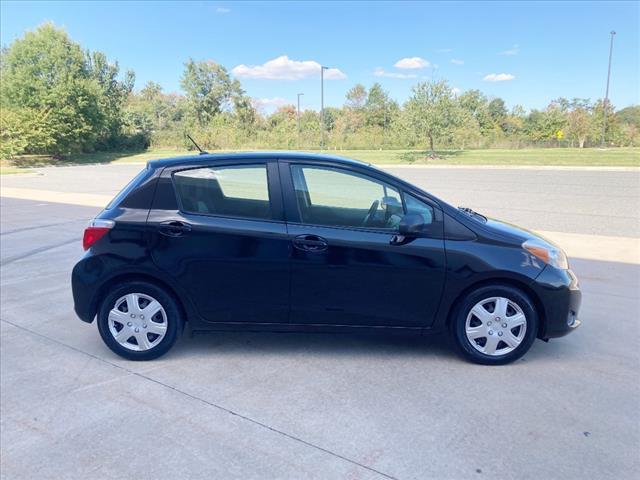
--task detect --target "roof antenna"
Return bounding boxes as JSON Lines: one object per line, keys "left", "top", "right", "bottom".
{"left": 186, "top": 134, "right": 208, "bottom": 155}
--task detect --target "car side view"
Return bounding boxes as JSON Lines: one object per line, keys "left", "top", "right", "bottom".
{"left": 72, "top": 152, "right": 581, "bottom": 365}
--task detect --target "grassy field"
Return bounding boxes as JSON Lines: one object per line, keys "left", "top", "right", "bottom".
{"left": 2, "top": 147, "right": 639, "bottom": 173}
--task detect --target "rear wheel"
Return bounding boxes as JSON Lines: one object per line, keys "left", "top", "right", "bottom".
{"left": 97, "top": 281, "right": 182, "bottom": 360}
{"left": 451, "top": 285, "right": 538, "bottom": 365}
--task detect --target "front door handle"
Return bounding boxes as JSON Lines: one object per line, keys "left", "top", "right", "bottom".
{"left": 158, "top": 220, "right": 192, "bottom": 237}
{"left": 293, "top": 234, "right": 328, "bottom": 252}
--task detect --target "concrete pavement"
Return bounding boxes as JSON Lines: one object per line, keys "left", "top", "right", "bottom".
{"left": 1, "top": 165, "right": 639, "bottom": 479}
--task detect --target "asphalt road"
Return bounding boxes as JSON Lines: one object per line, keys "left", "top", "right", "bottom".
{"left": 1, "top": 164, "right": 639, "bottom": 479}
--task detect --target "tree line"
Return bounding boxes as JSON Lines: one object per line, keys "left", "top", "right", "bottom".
{"left": 1, "top": 24, "right": 638, "bottom": 159}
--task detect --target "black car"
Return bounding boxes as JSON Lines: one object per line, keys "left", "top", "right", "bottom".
{"left": 72, "top": 152, "right": 581, "bottom": 364}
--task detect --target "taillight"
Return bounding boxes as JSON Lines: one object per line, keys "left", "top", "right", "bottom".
{"left": 83, "top": 219, "right": 115, "bottom": 250}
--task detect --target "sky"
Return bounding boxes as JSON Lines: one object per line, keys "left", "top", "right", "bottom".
{"left": 1, "top": 1, "right": 638, "bottom": 113}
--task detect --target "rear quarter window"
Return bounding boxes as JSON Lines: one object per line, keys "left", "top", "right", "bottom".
{"left": 106, "top": 166, "right": 154, "bottom": 210}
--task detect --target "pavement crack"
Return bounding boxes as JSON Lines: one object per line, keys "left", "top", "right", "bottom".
{"left": 0, "top": 220, "right": 82, "bottom": 236}
{"left": 1, "top": 237, "right": 79, "bottom": 266}
{"left": 0, "top": 318, "right": 398, "bottom": 480}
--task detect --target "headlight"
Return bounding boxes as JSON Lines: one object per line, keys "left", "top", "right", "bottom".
{"left": 522, "top": 239, "right": 569, "bottom": 269}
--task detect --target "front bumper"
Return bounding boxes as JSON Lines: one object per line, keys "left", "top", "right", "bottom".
{"left": 532, "top": 266, "right": 582, "bottom": 339}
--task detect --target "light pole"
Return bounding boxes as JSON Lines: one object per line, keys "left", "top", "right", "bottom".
{"left": 601, "top": 30, "right": 616, "bottom": 147}
{"left": 297, "top": 92, "right": 304, "bottom": 149}
{"left": 383, "top": 105, "right": 388, "bottom": 148}
{"left": 320, "top": 66, "right": 329, "bottom": 149}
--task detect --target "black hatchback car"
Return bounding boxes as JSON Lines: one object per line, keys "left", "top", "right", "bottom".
{"left": 72, "top": 152, "right": 581, "bottom": 364}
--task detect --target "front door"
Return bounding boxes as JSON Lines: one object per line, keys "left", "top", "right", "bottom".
{"left": 148, "top": 161, "right": 290, "bottom": 324}
{"left": 283, "top": 162, "right": 446, "bottom": 327}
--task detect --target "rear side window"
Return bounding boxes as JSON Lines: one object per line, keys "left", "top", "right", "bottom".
{"left": 106, "top": 166, "right": 153, "bottom": 210}
{"left": 174, "top": 165, "right": 271, "bottom": 220}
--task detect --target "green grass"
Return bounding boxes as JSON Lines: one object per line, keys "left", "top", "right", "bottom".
{"left": 333, "top": 148, "right": 640, "bottom": 166}
{"left": 2, "top": 147, "right": 639, "bottom": 168}
{"left": 0, "top": 167, "right": 34, "bottom": 175}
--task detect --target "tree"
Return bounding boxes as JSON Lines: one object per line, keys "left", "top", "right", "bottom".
{"left": 487, "top": 98, "right": 507, "bottom": 129}
{"left": 87, "top": 50, "right": 135, "bottom": 147}
{"left": 614, "top": 105, "right": 640, "bottom": 146}
{"left": 0, "top": 23, "right": 134, "bottom": 155}
{"left": 615, "top": 105, "right": 640, "bottom": 128}
{"left": 1, "top": 23, "right": 101, "bottom": 154}
{"left": 343, "top": 84, "right": 367, "bottom": 133}
{"left": 458, "top": 90, "right": 493, "bottom": 136}
{"left": 345, "top": 84, "right": 367, "bottom": 112}
{"left": 0, "top": 107, "right": 56, "bottom": 158}
{"left": 566, "top": 107, "right": 594, "bottom": 148}
{"left": 453, "top": 111, "right": 481, "bottom": 149}
{"left": 524, "top": 104, "right": 567, "bottom": 144}
{"left": 365, "top": 83, "right": 397, "bottom": 129}
{"left": 180, "top": 59, "right": 242, "bottom": 126}
{"left": 404, "top": 80, "right": 460, "bottom": 152}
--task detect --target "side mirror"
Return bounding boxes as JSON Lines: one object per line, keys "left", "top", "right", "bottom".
{"left": 398, "top": 213, "right": 425, "bottom": 237}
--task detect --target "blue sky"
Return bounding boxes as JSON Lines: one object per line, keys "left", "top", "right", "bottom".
{"left": 1, "top": 1, "right": 638, "bottom": 113}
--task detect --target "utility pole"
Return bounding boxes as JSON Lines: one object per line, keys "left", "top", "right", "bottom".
{"left": 601, "top": 31, "right": 616, "bottom": 147}
{"left": 297, "top": 93, "right": 304, "bottom": 149}
{"left": 383, "top": 106, "right": 388, "bottom": 148}
{"left": 320, "top": 66, "right": 329, "bottom": 149}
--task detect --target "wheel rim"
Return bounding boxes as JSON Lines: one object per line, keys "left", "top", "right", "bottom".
{"left": 465, "top": 296, "right": 527, "bottom": 356}
{"left": 108, "top": 293, "right": 167, "bottom": 352}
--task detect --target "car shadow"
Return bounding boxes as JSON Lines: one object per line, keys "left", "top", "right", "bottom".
{"left": 169, "top": 329, "right": 459, "bottom": 361}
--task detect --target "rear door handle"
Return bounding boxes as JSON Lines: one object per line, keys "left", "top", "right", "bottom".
{"left": 158, "top": 221, "right": 192, "bottom": 237}
{"left": 293, "top": 234, "right": 328, "bottom": 252}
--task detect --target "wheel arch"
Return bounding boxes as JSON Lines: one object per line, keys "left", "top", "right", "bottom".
{"left": 444, "top": 277, "right": 547, "bottom": 338}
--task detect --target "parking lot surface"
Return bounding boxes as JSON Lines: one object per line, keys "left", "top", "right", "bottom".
{"left": 1, "top": 164, "right": 639, "bottom": 479}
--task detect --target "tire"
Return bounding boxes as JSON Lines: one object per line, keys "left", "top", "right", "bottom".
{"left": 450, "top": 285, "right": 538, "bottom": 365}
{"left": 97, "top": 281, "right": 183, "bottom": 360}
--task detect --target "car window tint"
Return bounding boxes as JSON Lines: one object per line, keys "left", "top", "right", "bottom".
{"left": 291, "top": 165, "right": 402, "bottom": 229}
{"left": 106, "top": 166, "right": 152, "bottom": 210}
{"left": 174, "top": 165, "right": 271, "bottom": 220}
{"left": 405, "top": 194, "right": 434, "bottom": 225}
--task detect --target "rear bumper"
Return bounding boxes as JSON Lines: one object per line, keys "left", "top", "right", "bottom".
{"left": 533, "top": 266, "right": 582, "bottom": 339}
{"left": 72, "top": 256, "right": 98, "bottom": 323}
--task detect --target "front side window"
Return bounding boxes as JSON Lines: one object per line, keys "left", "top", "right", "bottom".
{"left": 405, "top": 194, "right": 434, "bottom": 225}
{"left": 174, "top": 164, "right": 271, "bottom": 220}
{"left": 291, "top": 165, "right": 403, "bottom": 229}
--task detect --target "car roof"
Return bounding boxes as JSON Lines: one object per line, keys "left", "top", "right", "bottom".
{"left": 147, "top": 151, "right": 371, "bottom": 169}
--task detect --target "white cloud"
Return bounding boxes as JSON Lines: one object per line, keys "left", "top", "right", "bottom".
{"left": 373, "top": 67, "right": 417, "bottom": 79}
{"left": 498, "top": 44, "right": 519, "bottom": 56}
{"left": 252, "top": 97, "right": 288, "bottom": 108}
{"left": 216, "top": 7, "right": 230, "bottom": 13}
{"left": 452, "top": 87, "right": 461, "bottom": 95}
{"left": 394, "top": 57, "right": 430, "bottom": 69}
{"left": 450, "top": 58, "right": 464, "bottom": 65}
{"left": 232, "top": 55, "right": 346, "bottom": 80}
{"left": 483, "top": 73, "right": 516, "bottom": 82}
{"left": 251, "top": 97, "right": 290, "bottom": 113}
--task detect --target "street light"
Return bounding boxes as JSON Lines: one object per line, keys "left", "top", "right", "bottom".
{"left": 601, "top": 30, "right": 616, "bottom": 147}
{"left": 297, "top": 92, "right": 304, "bottom": 149}
{"left": 320, "top": 66, "right": 329, "bottom": 149}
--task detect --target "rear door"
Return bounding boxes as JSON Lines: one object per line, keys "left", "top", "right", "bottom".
{"left": 280, "top": 160, "right": 446, "bottom": 328}
{"left": 147, "top": 159, "right": 290, "bottom": 324}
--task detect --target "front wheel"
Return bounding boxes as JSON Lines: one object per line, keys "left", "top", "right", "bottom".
{"left": 97, "top": 281, "right": 183, "bottom": 360}
{"left": 451, "top": 285, "right": 539, "bottom": 365}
